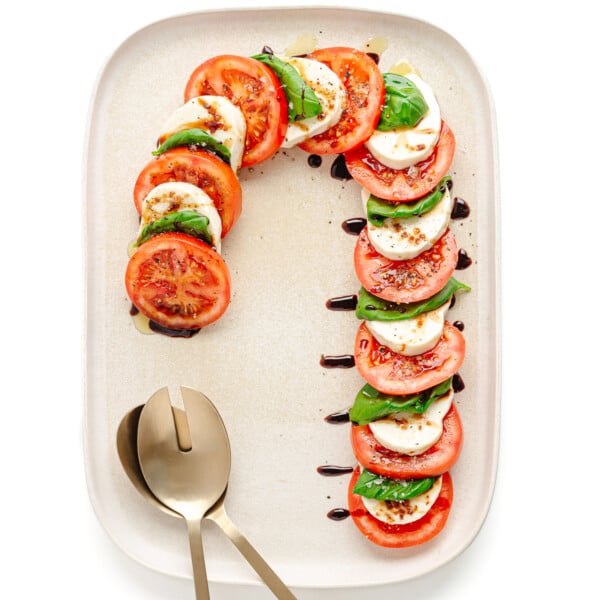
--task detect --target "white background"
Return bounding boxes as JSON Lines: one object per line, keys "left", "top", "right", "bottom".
{"left": 2, "top": 0, "right": 598, "bottom": 598}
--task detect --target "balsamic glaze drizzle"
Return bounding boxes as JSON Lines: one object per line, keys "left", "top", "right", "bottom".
{"left": 317, "top": 465, "right": 354, "bottom": 476}
{"left": 326, "top": 295, "right": 358, "bottom": 311}
{"left": 452, "top": 373, "right": 466, "bottom": 392}
{"left": 456, "top": 249, "right": 473, "bottom": 270}
{"left": 324, "top": 409, "right": 350, "bottom": 424}
{"left": 341, "top": 218, "right": 367, "bottom": 235}
{"left": 320, "top": 355, "right": 355, "bottom": 368}
{"left": 330, "top": 155, "right": 352, "bottom": 180}
{"left": 307, "top": 154, "right": 322, "bottom": 168}
{"left": 451, "top": 197, "right": 471, "bottom": 219}
{"left": 327, "top": 508, "right": 350, "bottom": 521}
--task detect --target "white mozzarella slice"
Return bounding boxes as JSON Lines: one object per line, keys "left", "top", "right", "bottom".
{"left": 361, "top": 184, "right": 452, "bottom": 260}
{"left": 138, "top": 181, "right": 222, "bottom": 253}
{"left": 362, "top": 475, "right": 443, "bottom": 525}
{"left": 278, "top": 56, "right": 346, "bottom": 148}
{"left": 365, "top": 73, "right": 441, "bottom": 170}
{"left": 368, "top": 389, "right": 454, "bottom": 455}
{"left": 365, "top": 302, "right": 450, "bottom": 356}
{"left": 158, "top": 96, "right": 246, "bottom": 172}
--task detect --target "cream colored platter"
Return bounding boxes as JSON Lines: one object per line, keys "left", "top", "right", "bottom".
{"left": 83, "top": 6, "right": 500, "bottom": 590}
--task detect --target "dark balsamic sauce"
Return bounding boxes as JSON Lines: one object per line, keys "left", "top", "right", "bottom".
{"left": 130, "top": 304, "right": 199, "bottom": 338}
{"left": 451, "top": 197, "right": 471, "bottom": 219}
{"left": 317, "top": 465, "right": 354, "bottom": 476}
{"left": 307, "top": 154, "right": 322, "bottom": 168}
{"left": 452, "top": 320, "right": 465, "bottom": 331}
{"left": 324, "top": 409, "right": 350, "bottom": 424}
{"left": 456, "top": 249, "right": 473, "bottom": 270}
{"left": 452, "top": 373, "right": 466, "bottom": 392}
{"left": 326, "top": 295, "right": 358, "bottom": 311}
{"left": 342, "top": 218, "right": 367, "bottom": 235}
{"left": 149, "top": 321, "right": 201, "bottom": 338}
{"left": 320, "top": 355, "right": 355, "bottom": 368}
{"left": 366, "top": 52, "right": 380, "bottom": 64}
{"left": 327, "top": 508, "right": 350, "bottom": 521}
{"left": 330, "top": 155, "right": 352, "bottom": 180}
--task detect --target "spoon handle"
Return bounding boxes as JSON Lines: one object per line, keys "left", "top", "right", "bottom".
{"left": 186, "top": 518, "right": 211, "bottom": 599}
{"left": 208, "top": 505, "right": 297, "bottom": 600}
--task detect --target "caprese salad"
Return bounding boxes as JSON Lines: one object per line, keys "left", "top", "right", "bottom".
{"left": 123, "top": 42, "right": 470, "bottom": 549}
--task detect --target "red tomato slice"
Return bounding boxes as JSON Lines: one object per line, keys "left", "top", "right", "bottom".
{"left": 345, "top": 121, "right": 456, "bottom": 201}
{"left": 133, "top": 148, "right": 242, "bottom": 238}
{"left": 298, "top": 47, "right": 384, "bottom": 155}
{"left": 350, "top": 404, "right": 463, "bottom": 479}
{"left": 125, "top": 233, "right": 230, "bottom": 330}
{"left": 354, "top": 321, "right": 466, "bottom": 395}
{"left": 354, "top": 227, "right": 458, "bottom": 304}
{"left": 348, "top": 468, "right": 453, "bottom": 548}
{"left": 184, "top": 55, "right": 288, "bottom": 167}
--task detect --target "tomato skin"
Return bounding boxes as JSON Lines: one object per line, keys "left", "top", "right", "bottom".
{"left": 184, "top": 55, "right": 288, "bottom": 167}
{"left": 348, "top": 468, "right": 453, "bottom": 548}
{"left": 133, "top": 148, "right": 242, "bottom": 238}
{"left": 298, "top": 47, "right": 385, "bottom": 155}
{"left": 125, "top": 232, "right": 230, "bottom": 330}
{"left": 354, "top": 321, "right": 465, "bottom": 395}
{"left": 345, "top": 121, "right": 456, "bottom": 202}
{"left": 354, "top": 227, "right": 458, "bottom": 304}
{"left": 350, "top": 404, "right": 463, "bottom": 479}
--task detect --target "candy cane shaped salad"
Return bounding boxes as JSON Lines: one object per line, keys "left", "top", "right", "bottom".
{"left": 123, "top": 41, "right": 473, "bottom": 548}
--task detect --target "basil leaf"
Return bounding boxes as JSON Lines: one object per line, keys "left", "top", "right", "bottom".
{"left": 252, "top": 53, "right": 322, "bottom": 122}
{"left": 152, "top": 128, "right": 231, "bottom": 164}
{"left": 356, "top": 277, "right": 470, "bottom": 322}
{"left": 367, "top": 177, "right": 452, "bottom": 226}
{"left": 353, "top": 469, "right": 436, "bottom": 501}
{"left": 377, "top": 73, "right": 429, "bottom": 131}
{"left": 349, "top": 378, "right": 452, "bottom": 425}
{"left": 135, "top": 210, "right": 212, "bottom": 247}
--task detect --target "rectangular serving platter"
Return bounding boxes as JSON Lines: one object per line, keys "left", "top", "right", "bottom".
{"left": 83, "top": 6, "right": 500, "bottom": 590}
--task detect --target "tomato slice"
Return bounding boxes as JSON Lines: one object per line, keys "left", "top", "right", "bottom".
{"left": 184, "top": 55, "right": 288, "bottom": 167}
{"left": 354, "top": 227, "right": 458, "bottom": 304}
{"left": 350, "top": 404, "right": 463, "bottom": 479}
{"left": 348, "top": 468, "right": 453, "bottom": 548}
{"left": 125, "top": 233, "right": 230, "bottom": 330}
{"left": 298, "top": 47, "right": 385, "bottom": 155}
{"left": 354, "top": 321, "right": 465, "bottom": 395}
{"left": 133, "top": 148, "right": 242, "bottom": 238}
{"left": 345, "top": 122, "right": 456, "bottom": 202}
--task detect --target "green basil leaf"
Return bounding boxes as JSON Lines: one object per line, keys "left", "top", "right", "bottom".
{"left": 353, "top": 469, "right": 437, "bottom": 501}
{"left": 152, "top": 128, "right": 231, "bottom": 164}
{"left": 367, "top": 177, "right": 452, "bottom": 226}
{"left": 356, "top": 277, "right": 470, "bottom": 322}
{"left": 135, "top": 210, "right": 212, "bottom": 247}
{"left": 252, "top": 53, "right": 322, "bottom": 122}
{"left": 377, "top": 73, "right": 429, "bottom": 131}
{"left": 349, "top": 378, "right": 452, "bottom": 425}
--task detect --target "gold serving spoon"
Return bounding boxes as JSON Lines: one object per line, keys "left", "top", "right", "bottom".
{"left": 117, "top": 387, "right": 296, "bottom": 599}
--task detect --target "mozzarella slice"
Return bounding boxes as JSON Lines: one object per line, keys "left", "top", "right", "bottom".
{"left": 368, "top": 389, "right": 454, "bottom": 455}
{"left": 362, "top": 474, "right": 443, "bottom": 525}
{"left": 365, "top": 302, "right": 450, "bottom": 356}
{"left": 278, "top": 56, "right": 346, "bottom": 148}
{"left": 361, "top": 184, "right": 452, "bottom": 260}
{"left": 366, "top": 73, "right": 441, "bottom": 170}
{"left": 138, "top": 181, "right": 222, "bottom": 253}
{"left": 158, "top": 96, "right": 246, "bottom": 172}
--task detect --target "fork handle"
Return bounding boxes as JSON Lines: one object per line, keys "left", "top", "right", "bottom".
{"left": 208, "top": 505, "right": 297, "bottom": 600}
{"left": 186, "top": 518, "right": 211, "bottom": 599}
